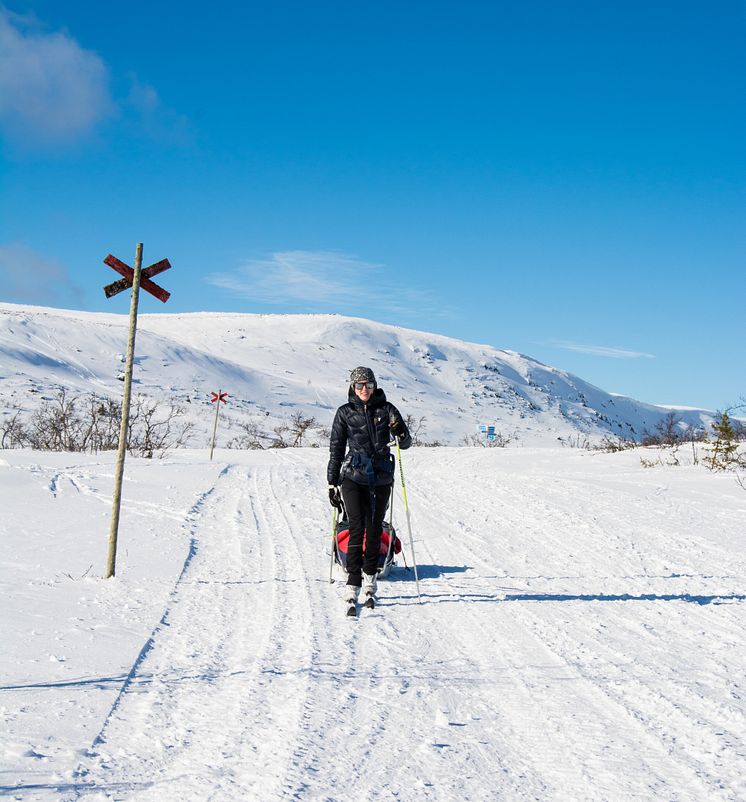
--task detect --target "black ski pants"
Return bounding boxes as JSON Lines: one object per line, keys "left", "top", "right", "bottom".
{"left": 341, "top": 478, "right": 391, "bottom": 586}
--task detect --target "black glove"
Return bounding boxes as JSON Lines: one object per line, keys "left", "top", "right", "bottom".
{"left": 328, "top": 485, "right": 342, "bottom": 509}
{"left": 390, "top": 418, "right": 404, "bottom": 438}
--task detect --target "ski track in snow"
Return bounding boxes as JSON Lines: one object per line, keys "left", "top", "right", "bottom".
{"left": 405, "top": 453, "right": 746, "bottom": 801}
{"left": 2, "top": 448, "right": 745, "bottom": 801}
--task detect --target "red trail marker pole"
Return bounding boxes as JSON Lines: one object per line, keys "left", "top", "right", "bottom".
{"left": 209, "top": 390, "right": 228, "bottom": 460}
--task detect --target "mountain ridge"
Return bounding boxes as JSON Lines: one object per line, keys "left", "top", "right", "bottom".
{"left": 0, "top": 302, "right": 713, "bottom": 447}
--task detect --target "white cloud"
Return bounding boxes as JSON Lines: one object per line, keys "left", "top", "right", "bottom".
{"left": 124, "top": 73, "right": 193, "bottom": 146}
{"left": 552, "top": 340, "right": 655, "bottom": 359}
{"left": 207, "top": 250, "right": 443, "bottom": 317}
{"left": 0, "top": 11, "right": 191, "bottom": 151}
{"left": 208, "top": 250, "right": 382, "bottom": 305}
{"left": 0, "top": 242, "right": 84, "bottom": 304}
{"left": 0, "top": 8, "right": 114, "bottom": 144}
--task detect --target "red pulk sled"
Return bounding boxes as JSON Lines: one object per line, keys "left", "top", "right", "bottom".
{"left": 332, "top": 503, "right": 401, "bottom": 580}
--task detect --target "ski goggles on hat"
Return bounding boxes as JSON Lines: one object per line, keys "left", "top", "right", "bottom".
{"left": 353, "top": 381, "right": 376, "bottom": 390}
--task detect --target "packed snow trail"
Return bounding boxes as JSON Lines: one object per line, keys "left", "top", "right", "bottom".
{"left": 2, "top": 447, "right": 745, "bottom": 801}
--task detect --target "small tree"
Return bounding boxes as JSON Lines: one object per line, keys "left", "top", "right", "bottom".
{"left": 404, "top": 414, "right": 427, "bottom": 446}
{"left": 0, "top": 410, "right": 26, "bottom": 449}
{"left": 642, "top": 411, "right": 683, "bottom": 447}
{"left": 84, "top": 395, "right": 121, "bottom": 452}
{"left": 288, "top": 410, "right": 317, "bottom": 447}
{"left": 656, "top": 411, "right": 684, "bottom": 446}
{"left": 595, "top": 435, "right": 637, "bottom": 453}
{"left": 269, "top": 422, "right": 291, "bottom": 448}
{"left": 127, "top": 396, "right": 195, "bottom": 458}
{"left": 703, "top": 411, "right": 740, "bottom": 471}
{"left": 25, "top": 389, "right": 84, "bottom": 451}
{"left": 227, "top": 421, "right": 268, "bottom": 450}
{"left": 734, "top": 419, "right": 746, "bottom": 441}
{"left": 685, "top": 423, "right": 707, "bottom": 466}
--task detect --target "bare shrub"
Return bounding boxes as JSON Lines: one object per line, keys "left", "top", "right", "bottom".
{"left": 460, "top": 431, "right": 512, "bottom": 448}
{"left": 1, "top": 389, "right": 193, "bottom": 457}
{"left": 732, "top": 398, "right": 746, "bottom": 442}
{"left": 594, "top": 435, "right": 637, "bottom": 453}
{"left": 127, "top": 396, "right": 195, "bottom": 458}
{"left": 288, "top": 410, "right": 317, "bottom": 447}
{"left": 227, "top": 421, "right": 268, "bottom": 450}
{"left": 642, "top": 411, "right": 697, "bottom": 447}
{"left": 84, "top": 395, "right": 121, "bottom": 452}
{"left": 0, "top": 410, "right": 27, "bottom": 449}
{"left": 24, "top": 389, "right": 84, "bottom": 451}
{"left": 559, "top": 433, "right": 591, "bottom": 449}
{"left": 733, "top": 419, "right": 746, "bottom": 441}
{"left": 488, "top": 431, "right": 512, "bottom": 447}
{"left": 405, "top": 414, "right": 427, "bottom": 446}
{"left": 269, "top": 422, "right": 290, "bottom": 449}
{"left": 227, "top": 412, "right": 321, "bottom": 449}
{"left": 658, "top": 411, "right": 684, "bottom": 445}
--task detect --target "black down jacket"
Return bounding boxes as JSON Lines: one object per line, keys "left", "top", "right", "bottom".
{"left": 327, "top": 387, "right": 411, "bottom": 487}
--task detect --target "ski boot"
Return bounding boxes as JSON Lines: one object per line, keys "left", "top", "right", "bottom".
{"left": 362, "top": 572, "right": 378, "bottom": 609}
{"left": 344, "top": 584, "right": 360, "bottom": 617}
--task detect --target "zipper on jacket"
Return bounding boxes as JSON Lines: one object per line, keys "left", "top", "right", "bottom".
{"left": 364, "top": 403, "right": 378, "bottom": 455}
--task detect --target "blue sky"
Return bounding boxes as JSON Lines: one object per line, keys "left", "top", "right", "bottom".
{"left": 1, "top": 1, "right": 744, "bottom": 411}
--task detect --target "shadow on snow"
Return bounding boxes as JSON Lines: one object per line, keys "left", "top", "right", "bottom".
{"left": 0, "top": 780, "right": 154, "bottom": 796}
{"left": 386, "top": 564, "right": 471, "bottom": 581}
{"left": 386, "top": 589, "right": 746, "bottom": 605}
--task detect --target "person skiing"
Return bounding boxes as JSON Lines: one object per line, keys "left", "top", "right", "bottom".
{"left": 327, "top": 366, "right": 411, "bottom": 614}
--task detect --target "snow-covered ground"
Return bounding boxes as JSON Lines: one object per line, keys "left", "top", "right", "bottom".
{"left": 2, "top": 445, "right": 745, "bottom": 801}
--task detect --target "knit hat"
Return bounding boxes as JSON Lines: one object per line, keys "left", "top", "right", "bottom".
{"left": 350, "top": 366, "right": 376, "bottom": 386}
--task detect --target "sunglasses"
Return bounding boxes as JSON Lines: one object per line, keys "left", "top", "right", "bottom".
{"left": 353, "top": 381, "right": 376, "bottom": 391}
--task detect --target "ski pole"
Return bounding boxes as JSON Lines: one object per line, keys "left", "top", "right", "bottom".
{"left": 387, "top": 466, "right": 409, "bottom": 570}
{"left": 329, "top": 504, "right": 338, "bottom": 584}
{"left": 395, "top": 436, "right": 421, "bottom": 603}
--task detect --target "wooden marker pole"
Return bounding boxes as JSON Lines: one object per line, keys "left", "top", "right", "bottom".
{"left": 210, "top": 390, "right": 222, "bottom": 460}
{"left": 101, "top": 245, "right": 171, "bottom": 578}
{"left": 105, "top": 243, "right": 143, "bottom": 578}
{"left": 209, "top": 390, "right": 228, "bottom": 460}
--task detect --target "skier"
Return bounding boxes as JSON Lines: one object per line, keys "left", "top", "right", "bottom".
{"left": 327, "top": 366, "right": 411, "bottom": 614}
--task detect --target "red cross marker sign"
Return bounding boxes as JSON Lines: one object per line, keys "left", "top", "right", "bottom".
{"left": 103, "top": 254, "right": 171, "bottom": 303}
{"left": 211, "top": 391, "right": 228, "bottom": 403}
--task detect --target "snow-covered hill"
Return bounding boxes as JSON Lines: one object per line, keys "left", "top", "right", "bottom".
{"left": 0, "top": 302, "right": 712, "bottom": 447}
